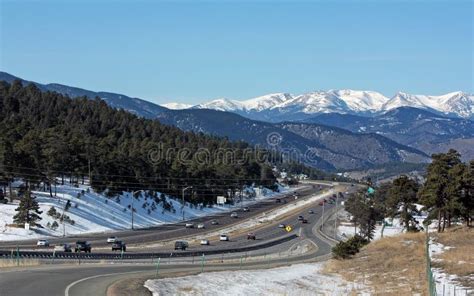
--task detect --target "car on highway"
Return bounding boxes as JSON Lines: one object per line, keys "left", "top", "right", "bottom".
{"left": 243, "top": 207, "right": 250, "bottom": 212}
{"left": 107, "top": 236, "right": 118, "bottom": 243}
{"left": 200, "top": 239, "right": 210, "bottom": 245}
{"left": 174, "top": 240, "right": 189, "bottom": 250}
{"left": 197, "top": 223, "right": 205, "bottom": 229}
{"left": 319, "top": 201, "right": 324, "bottom": 206}
{"left": 230, "top": 212, "right": 238, "bottom": 218}
{"left": 302, "top": 219, "right": 308, "bottom": 224}
{"left": 219, "top": 234, "right": 229, "bottom": 241}
{"left": 308, "top": 209, "right": 314, "bottom": 214}
{"left": 75, "top": 241, "right": 91, "bottom": 253}
{"left": 275, "top": 198, "right": 281, "bottom": 203}
{"left": 185, "top": 223, "right": 194, "bottom": 228}
{"left": 247, "top": 232, "right": 256, "bottom": 240}
{"left": 112, "top": 241, "right": 126, "bottom": 252}
{"left": 298, "top": 215, "right": 304, "bottom": 221}
{"left": 36, "top": 239, "right": 50, "bottom": 247}
{"left": 278, "top": 223, "right": 286, "bottom": 228}
{"left": 211, "top": 219, "right": 219, "bottom": 225}
{"left": 53, "top": 244, "right": 72, "bottom": 252}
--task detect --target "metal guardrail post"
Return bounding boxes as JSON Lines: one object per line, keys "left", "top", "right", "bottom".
{"left": 200, "top": 254, "right": 205, "bottom": 273}
{"left": 16, "top": 245, "right": 19, "bottom": 266}
{"left": 155, "top": 257, "right": 161, "bottom": 278}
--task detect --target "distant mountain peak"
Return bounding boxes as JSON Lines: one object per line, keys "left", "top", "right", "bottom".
{"left": 161, "top": 102, "right": 192, "bottom": 110}
{"left": 187, "top": 89, "right": 473, "bottom": 121}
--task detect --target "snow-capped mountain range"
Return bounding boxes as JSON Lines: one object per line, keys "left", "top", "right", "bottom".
{"left": 164, "top": 90, "right": 474, "bottom": 121}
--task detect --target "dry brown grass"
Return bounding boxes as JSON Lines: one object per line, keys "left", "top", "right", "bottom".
{"left": 432, "top": 226, "right": 474, "bottom": 289}
{"left": 0, "top": 258, "right": 40, "bottom": 268}
{"left": 324, "top": 232, "right": 428, "bottom": 295}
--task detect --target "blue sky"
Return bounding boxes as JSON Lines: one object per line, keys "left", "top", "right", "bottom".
{"left": 1, "top": 1, "right": 472, "bottom": 104}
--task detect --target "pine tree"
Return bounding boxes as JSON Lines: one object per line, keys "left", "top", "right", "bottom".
{"left": 387, "top": 175, "right": 419, "bottom": 231}
{"left": 459, "top": 161, "right": 474, "bottom": 226}
{"left": 418, "top": 149, "right": 462, "bottom": 232}
{"left": 13, "top": 191, "right": 43, "bottom": 225}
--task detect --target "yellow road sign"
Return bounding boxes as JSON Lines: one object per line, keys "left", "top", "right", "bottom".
{"left": 285, "top": 225, "right": 292, "bottom": 232}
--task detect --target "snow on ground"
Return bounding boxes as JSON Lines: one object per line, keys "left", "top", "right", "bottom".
{"left": 144, "top": 262, "right": 369, "bottom": 296}
{"left": 429, "top": 238, "right": 473, "bottom": 296}
{"left": 0, "top": 182, "right": 292, "bottom": 242}
{"left": 336, "top": 205, "right": 431, "bottom": 241}
{"left": 336, "top": 211, "right": 405, "bottom": 241}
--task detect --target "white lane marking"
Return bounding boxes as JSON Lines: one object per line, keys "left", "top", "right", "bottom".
{"left": 64, "top": 270, "right": 146, "bottom": 296}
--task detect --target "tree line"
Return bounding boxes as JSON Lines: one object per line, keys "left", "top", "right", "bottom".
{"left": 334, "top": 149, "right": 473, "bottom": 258}
{"left": 0, "top": 80, "right": 280, "bottom": 205}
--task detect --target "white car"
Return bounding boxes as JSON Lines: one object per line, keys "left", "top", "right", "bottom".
{"left": 230, "top": 212, "right": 238, "bottom": 218}
{"left": 37, "top": 239, "right": 50, "bottom": 247}
{"left": 54, "top": 244, "right": 72, "bottom": 252}
{"left": 219, "top": 234, "right": 229, "bottom": 241}
{"left": 185, "top": 223, "right": 194, "bottom": 228}
{"left": 197, "top": 223, "right": 205, "bottom": 229}
{"left": 107, "top": 236, "right": 118, "bottom": 243}
{"left": 200, "top": 239, "right": 210, "bottom": 245}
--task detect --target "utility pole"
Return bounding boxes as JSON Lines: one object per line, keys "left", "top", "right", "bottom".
{"left": 240, "top": 183, "right": 243, "bottom": 210}
{"left": 88, "top": 159, "right": 92, "bottom": 185}
{"left": 182, "top": 186, "right": 193, "bottom": 221}
{"left": 62, "top": 197, "right": 66, "bottom": 237}
{"left": 131, "top": 192, "right": 134, "bottom": 230}
{"left": 131, "top": 190, "right": 143, "bottom": 230}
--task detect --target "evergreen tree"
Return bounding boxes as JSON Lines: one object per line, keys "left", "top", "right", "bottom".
{"left": 345, "top": 190, "right": 381, "bottom": 241}
{"left": 418, "top": 149, "right": 463, "bottom": 232}
{"left": 13, "top": 191, "right": 43, "bottom": 225}
{"left": 387, "top": 175, "right": 419, "bottom": 231}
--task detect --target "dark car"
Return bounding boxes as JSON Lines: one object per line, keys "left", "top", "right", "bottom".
{"left": 247, "top": 232, "right": 256, "bottom": 240}
{"left": 302, "top": 219, "right": 308, "bottom": 224}
{"left": 275, "top": 198, "right": 281, "bottom": 203}
{"left": 298, "top": 215, "right": 304, "bottom": 221}
{"left": 174, "top": 240, "right": 189, "bottom": 250}
{"left": 75, "top": 241, "right": 91, "bottom": 253}
{"left": 112, "top": 241, "right": 126, "bottom": 252}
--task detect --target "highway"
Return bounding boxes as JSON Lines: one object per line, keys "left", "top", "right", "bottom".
{"left": 0, "top": 181, "right": 357, "bottom": 296}
{"left": 0, "top": 183, "right": 321, "bottom": 250}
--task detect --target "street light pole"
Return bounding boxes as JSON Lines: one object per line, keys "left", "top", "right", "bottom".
{"left": 182, "top": 186, "right": 193, "bottom": 221}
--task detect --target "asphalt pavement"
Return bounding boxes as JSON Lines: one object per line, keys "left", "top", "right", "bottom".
{"left": 0, "top": 181, "right": 358, "bottom": 296}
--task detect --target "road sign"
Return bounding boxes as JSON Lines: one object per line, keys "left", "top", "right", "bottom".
{"left": 285, "top": 225, "right": 292, "bottom": 232}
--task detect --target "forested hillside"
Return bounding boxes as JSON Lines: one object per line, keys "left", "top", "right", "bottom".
{"left": 0, "top": 81, "right": 277, "bottom": 204}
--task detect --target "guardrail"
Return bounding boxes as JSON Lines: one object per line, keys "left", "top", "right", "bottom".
{"left": 0, "top": 234, "right": 298, "bottom": 260}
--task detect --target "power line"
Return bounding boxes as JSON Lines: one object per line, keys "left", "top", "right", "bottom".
{"left": 0, "top": 164, "right": 275, "bottom": 181}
